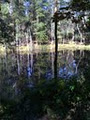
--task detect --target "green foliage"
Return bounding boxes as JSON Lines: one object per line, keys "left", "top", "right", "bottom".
{"left": 0, "top": 75, "right": 90, "bottom": 119}
{"left": 0, "top": 18, "right": 14, "bottom": 44}
{"left": 0, "top": 0, "right": 90, "bottom": 46}
{"left": 0, "top": 50, "right": 90, "bottom": 119}
{"left": 1, "top": 3, "right": 9, "bottom": 15}
{"left": 33, "top": 0, "right": 50, "bottom": 43}
{"left": 36, "top": 31, "right": 48, "bottom": 43}
{"left": 70, "top": 0, "right": 90, "bottom": 11}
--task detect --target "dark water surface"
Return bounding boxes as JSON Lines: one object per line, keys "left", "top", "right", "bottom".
{"left": 0, "top": 50, "right": 90, "bottom": 120}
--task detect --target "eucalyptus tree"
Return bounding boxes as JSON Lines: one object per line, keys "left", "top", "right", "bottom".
{"left": 0, "top": 1, "right": 14, "bottom": 45}
{"left": 57, "top": 0, "right": 90, "bottom": 44}
{"left": 69, "top": 0, "right": 90, "bottom": 43}
{"left": 33, "top": 0, "right": 50, "bottom": 44}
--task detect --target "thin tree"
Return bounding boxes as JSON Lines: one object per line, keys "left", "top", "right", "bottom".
{"left": 54, "top": 0, "right": 58, "bottom": 79}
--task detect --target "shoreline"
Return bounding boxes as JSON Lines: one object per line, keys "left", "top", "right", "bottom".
{"left": 0, "top": 43, "right": 90, "bottom": 54}
{"left": 17, "top": 43, "right": 90, "bottom": 52}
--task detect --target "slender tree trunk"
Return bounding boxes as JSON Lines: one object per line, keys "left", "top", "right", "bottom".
{"left": 72, "top": 24, "right": 75, "bottom": 42}
{"left": 50, "top": 0, "right": 55, "bottom": 43}
{"left": 30, "top": 52, "right": 33, "bottom": 70}
{"left": 54, "top": 0, "right": 58, "bottom": 79}
{"left": 62, "top": 37, "right": 64, "bottom": 44}
{"left": 27, "top": 53, "right": 30, "bottom": 78}
{"left": 51, "top": 52, "right": 54, "bottom": 78}
{"left": 16, "top": 23, "right": 18, "bottom": 47}
{"left": 16, "top": 23, "right": 20, "bottom": 53}
{"left": 29, "top": 28, "right": 33, "bottom": 51}
{"left": 17, "top": 54, "right": 20, "bottom": 75}
{"left": 77, "top": 24, "right": 83, "bottom": 44}
{"left": 26, "top": 29, "right": 29, "bottom": 50}
{"left": 4, "top": 43, "right": 8, "bottom": 74}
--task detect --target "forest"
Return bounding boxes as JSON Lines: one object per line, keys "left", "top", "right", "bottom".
{"left": 0, "top": 0, "right": 90, "bottom": 47}
{"left": 0, "top": 0, "right": 90, "bottom": 120}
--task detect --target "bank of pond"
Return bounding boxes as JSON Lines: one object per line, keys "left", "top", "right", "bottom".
{"left": 1, "top": 43, "right": 90, "bottom": 54}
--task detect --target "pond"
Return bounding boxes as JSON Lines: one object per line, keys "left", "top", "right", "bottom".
{"left": 0, "top": 50, "right": 90, "bottom": 120}
{"left": 0, "top": 50, "right": 89, "bottom": 80}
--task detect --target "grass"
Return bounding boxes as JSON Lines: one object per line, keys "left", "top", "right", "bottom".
{"left": 0, "top": 43, "right": 90, "bottom": 54}
{"left": 17, "top": 43, "right": 90, "bottom": 52}
{"left": 0, "top": 45, "right": 6, "bottom": 55}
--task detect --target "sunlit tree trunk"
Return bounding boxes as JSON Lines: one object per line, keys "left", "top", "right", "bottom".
{"left": 17, "top": 51, "right": 20, "bottom": 75}
{"left": 28, "top": 28, "right": 33, "bottom": 51}
{"left": 16, "top": 23, "right": 19, "bottom": 48}
{"left": 16, "top": 23, "right": 21, "bottom": 76}
{"left": 30, "top": 52, "right": 33, "bottom": 70}
{"left": 25, "top": 29, "right": 29, "bottom": 50}
{"left": 77, "top": 24, "right": 83, "bottom": 44}
{"left": 71, "top": 23, "right": 75, "bottom": 42}
{"left": 72, "top": 32, "right": 75, "bottom": 42}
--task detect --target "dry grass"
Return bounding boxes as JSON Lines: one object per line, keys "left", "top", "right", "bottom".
{"left": 18, "top": 43, "right": 90, "bottom": 52}
{"left": 0, "top": 43, "right": 90, "bottom": 55}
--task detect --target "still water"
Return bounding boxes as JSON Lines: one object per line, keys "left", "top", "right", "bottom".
{"left": 0, "top": 50, "right": 88, "bottom": 80}
{"left": 0, "top": 50, "right": 90, "bottom": 120}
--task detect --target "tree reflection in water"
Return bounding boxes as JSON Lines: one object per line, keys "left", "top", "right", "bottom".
{"left": 0, "top": 50, "right": 90, "bottom": 119}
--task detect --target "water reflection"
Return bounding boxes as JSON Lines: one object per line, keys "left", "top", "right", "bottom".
{"left": 0, "top": 50, "right": 87, "bottom": 81}
{"left": 0, "top": 50, "right": 88, "bottom": 93}
{"left": 59, "top": 59, "right": 77, "bottom": 79}
{"left": 0, "top": 50, "right": 90, "bottom": 119}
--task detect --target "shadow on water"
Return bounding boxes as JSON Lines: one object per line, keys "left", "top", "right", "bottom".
{"left": 0, "top": 50, "right": 90, "bottom": 120}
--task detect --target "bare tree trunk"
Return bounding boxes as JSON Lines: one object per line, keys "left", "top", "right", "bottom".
{"left": 16, "top": 23, "right": 21, "bottom": 53}
{"left": 77, "top": 24, "right": 83, "bottom": 44}
{"left": 30, "top": 52, "right": 33, "bottom": 70}
{"left": 51, "top": 52, "right": 54, "bottom": 78}
{"left": 54, "top": 0, "right": 58, "bottom": 79}
{"left": 50, "top": 0, "right": 55, "bottom": 43}
{"left": 4, "top": 43, "right": 8, "bottom": 74}
{"left": 16, "top": 23, "right": 18, "bottom": 47}
{"left": 25, "top": 29, "right": 29, "bottom": 51}
{"left": 17, "top": 49, "right": 20, "bottom": 75}
{"left": 28, "top": 28, "right": 33, "bottom": 51}
{"left": 27, "top": 53, "right": 30, "bottom": 78}
{"left": 16, "top": 22, "right": 21, "bottom": 71}
{"left": 62, "top": 37, "right": 64, "bottom": 44}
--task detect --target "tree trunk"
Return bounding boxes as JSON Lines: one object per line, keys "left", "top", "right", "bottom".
{"left": 54, "top": 0, "right": 58, "bottom": 79}
{"left": 50, "top": 0, "right": 55, "bottom": 42}
{"left": 29, "top": 28, "right": 33, "bottom": 51}
{"left": 17, "top": 52, "right": 20, "bottom": 75}
{"left": 77, "top": 24, "right": 83, "bottom": 44}
{"left": 51, "top": 52, "right": 54, "bottom": 78}
{"left": 26, "top": 29, "right": 29, "bottom": 50}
